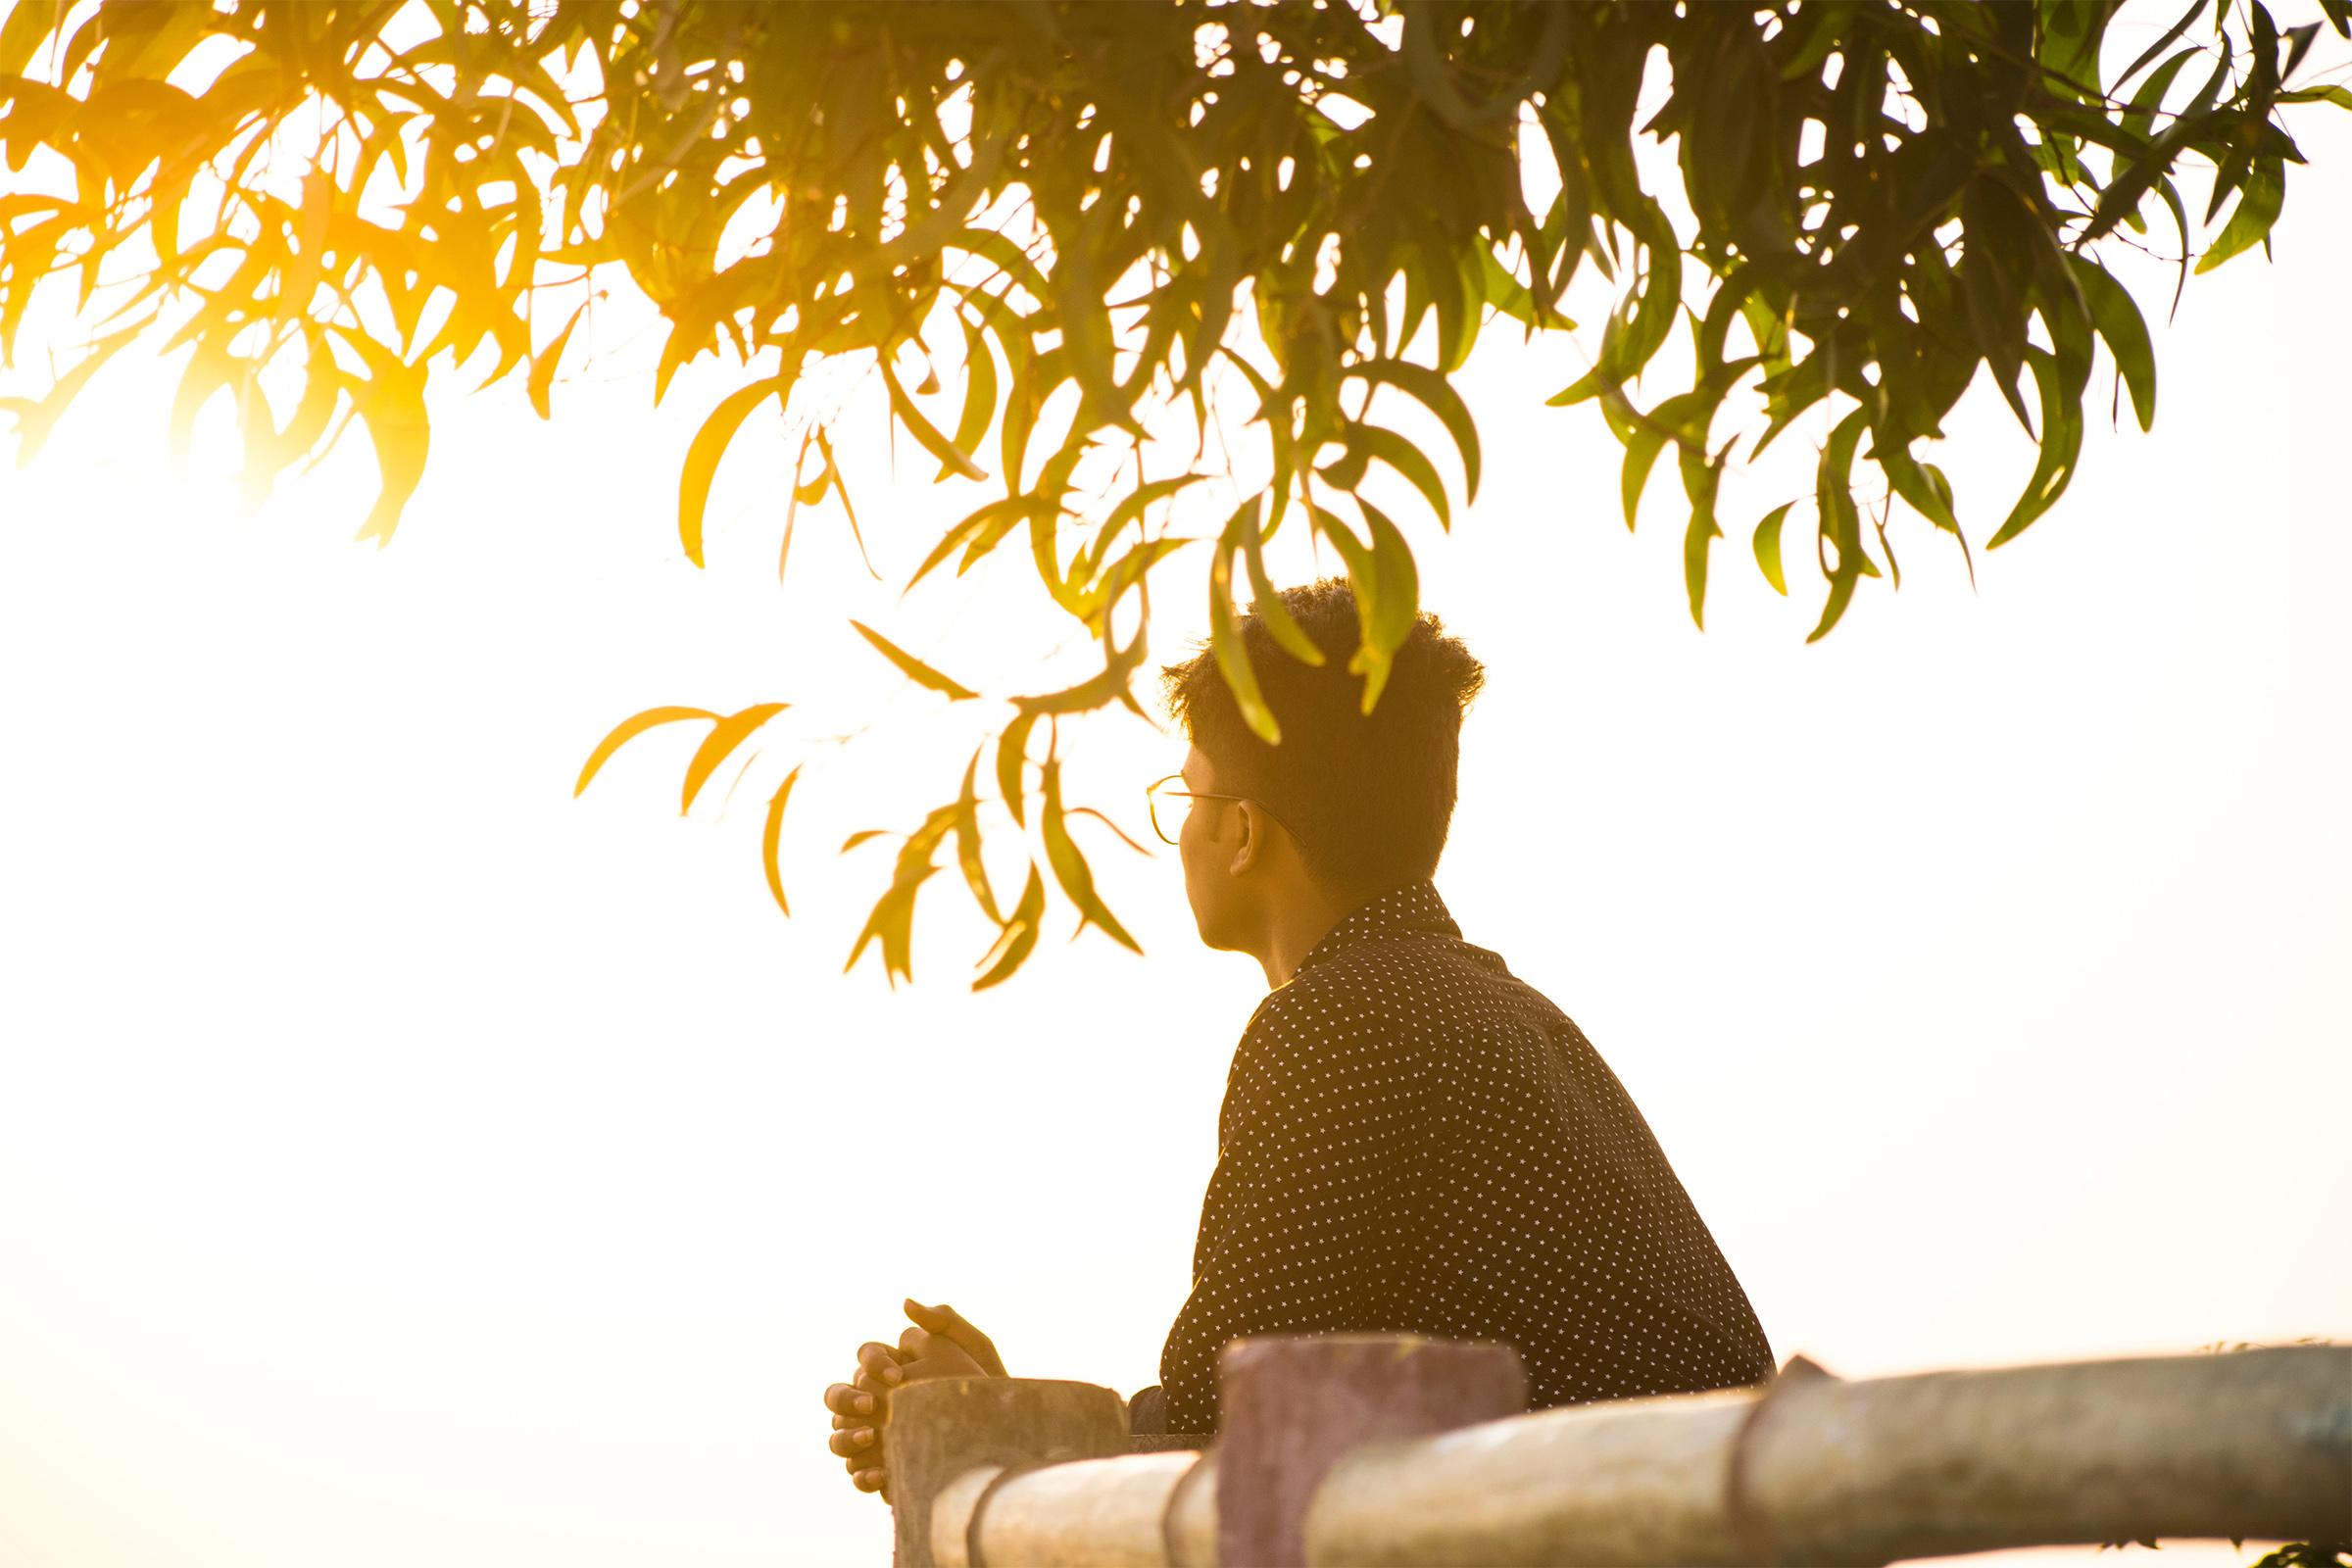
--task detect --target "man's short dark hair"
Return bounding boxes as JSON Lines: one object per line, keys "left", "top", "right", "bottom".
{"left": 1161, "top": 577, "right": 1485, "bottom": 906}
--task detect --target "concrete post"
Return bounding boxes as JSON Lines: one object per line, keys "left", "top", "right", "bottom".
{"left": 883, "top": 1376, "right": 1129, "bottom": 1568}
{"left": 1217, "top": 1335, "right": 1528, "bottom": 1568}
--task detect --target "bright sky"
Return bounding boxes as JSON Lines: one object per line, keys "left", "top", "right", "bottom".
{"left": 2, "top": 29, "right": 2347, "bottom": 1568}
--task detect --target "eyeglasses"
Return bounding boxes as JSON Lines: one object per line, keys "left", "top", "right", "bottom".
{"left": 1145, "top": 774, "right": 1304, "bottom": 848}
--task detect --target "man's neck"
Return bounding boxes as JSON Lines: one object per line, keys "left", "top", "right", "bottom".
{"left": 1252, "top": 882, "right": 1348, "bottom": 989}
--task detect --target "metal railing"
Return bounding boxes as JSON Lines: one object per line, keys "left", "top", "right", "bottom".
{"left": 883, "top": 1337, "right": 2350, "bottom": 1568}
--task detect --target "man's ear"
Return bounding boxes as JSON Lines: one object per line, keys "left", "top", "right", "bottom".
{"left": 1226, "top": 800, "right": 1268, "bottom": 877}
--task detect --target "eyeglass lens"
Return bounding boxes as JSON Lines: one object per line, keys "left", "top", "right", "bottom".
{"left": 1147, "top": 776, "right": 1184, "bottom": 846}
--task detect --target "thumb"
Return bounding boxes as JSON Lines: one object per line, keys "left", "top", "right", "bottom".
{"left": 904, "top": 1299, "right": 1005, "bottom": 1376}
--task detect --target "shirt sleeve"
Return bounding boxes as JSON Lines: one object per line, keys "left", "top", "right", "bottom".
{"left": 1156, "top": 975, "right": 1423, "bottom": 1433}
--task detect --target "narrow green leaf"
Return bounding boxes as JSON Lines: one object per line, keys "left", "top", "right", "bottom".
{"left": 1430, "top": 233, "right": 1478, "bottom": 372}
{"left": 1874, "top": 428, "right": 1964, "bottom": 535}
{"left": 2122, "top": 47, "right": 2198, "bottom": 140}
{"left": 1478, "top": 247, "right": 1538, "bottom": 330}
{"left": 1074, "top": 473, "right": 1205, "bottom": 587}
{"left": 880, "top": 355, "right": 988, "bottom": 481}
{"left": 950, "top": 317, "right": 998, "bottom": 468}
{"left": 1312, "top": 504, "right": 1375, "bottom": 585}
{"left": 2113, "top": 0, "right": 2209, "bottom": 88}
{"left": 1548, "top": 295, "right": 1633, "bottom": 407}
{"left": 1680, "top": 450, "right": 1723, "bottom": 631}
{"left": 1210, "top": 500, "right": 1281, "bottom": 744}
{"left": 1349, "top": 500, "right": 1421, "bottom": 712}
{"left": 952, "top": 229, "right": 1054, "bottom": 306}
{"left": 2195, "top": 153, "right": 2285, "bottom": 272}
{"left": 1094, "top": 473, "right": 1205, "bottom": 544}
{"left": 1752, "top": 502, "right": 1794, "bottom": 595}
{"left": 1987, "top": 348, "right": 2085, "bottom": 548}
{"left": 1547, "top": 370, "right": 1604, "bottom": 408}
{"left": 1349, "top": 424, "right": 1451, "bottom": 530}
{"left": 1778, "top": 0, "right": 1858, "bottom": 81}
{"left": 1808, "top": 409, "right": 1872, "bottom": 643}
{"left": 1740, "top": 296, "right": 1792, "bottom": 382}
{"left": 1621, "top": 419, "right": 1670, "bottom": 530}
{"left": 1351, "top": 360, "right": 1482, "bottom": 503}
{"left": 1240, "top": 519, "right": 1325, "bottom": 667}
{"left": 2071, "top": 257, "right": 2156, "bottom": 429}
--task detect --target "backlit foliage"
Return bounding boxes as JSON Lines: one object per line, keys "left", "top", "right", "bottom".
{"left": 1, "top": 0, "right": 2343, "bottom": 983}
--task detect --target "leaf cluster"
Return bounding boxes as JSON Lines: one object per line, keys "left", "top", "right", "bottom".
{"left": 0, "top": 0, "right": 2341, "bottom": 984}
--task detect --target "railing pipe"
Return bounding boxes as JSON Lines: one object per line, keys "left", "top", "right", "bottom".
{"left": 935, "top": 1450, "right": 1198, "bottom": 1568}
{"left": 1305, "top": 1347, "right": 2351, "bottom": 1566}
{"left": 891, "top": 1344, "right": 2350, "bottom": 1568}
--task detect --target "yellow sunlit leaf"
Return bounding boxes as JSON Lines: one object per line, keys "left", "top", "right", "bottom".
{"left": 850, "top": 622, "right": 980, "bottom": 702}
{"left": 679, "top": 376, "right": 790, "bottom": 568}
{"left": 574, "top": 707, "right": 718, "bottom": 798}
{"left": 0, "top": 0, "right": 2330, "bottom": 991}
{"left": 844, "top": 807, "right": 956, "bottom": 985}
{"left": 972, "top": 864, "right": 1047, "bottom": 991}
{"left": 953, "top": 750, "right": 999, "bottom": 923}
{"left": 1067, "top": 807, "right": 1152, "bottom": 857}
{"left": 880, "top": 356, "right": 987, "bottom": 481}
{"left": 996, "top": 711, "right": 1039, "bottom": 827}
{"left": 0, "top": 322, "right": 142, "bottom": 469}
{"left": 335, "top": 330, "right": 431, "bottom": 548}
{"left": 762, "top": 764, "right": 803, "bottom": 916}
{"left": 680, "top": 703, "right": 790, "bottom": 815}
{"left": 528, "top": 302, "right": 588, "bottom": 420}
{"left": 1041, "top": 758, "right": 1141, "bottom": 955}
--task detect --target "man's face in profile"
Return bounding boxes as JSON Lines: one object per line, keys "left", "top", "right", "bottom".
{"left": 1177, "top": 745, "right": 1243, "bottom": 951}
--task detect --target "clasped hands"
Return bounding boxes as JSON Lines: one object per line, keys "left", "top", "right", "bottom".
{"left": 822, "top": 1298, "right": 1005, "bottom": 1497}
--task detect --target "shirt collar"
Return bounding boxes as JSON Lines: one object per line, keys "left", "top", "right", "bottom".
{"left": 1295, "top": 880, "right": 1461, "bottom": 975}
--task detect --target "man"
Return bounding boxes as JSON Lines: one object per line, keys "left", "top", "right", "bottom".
{"left": 824, "top": 579, "right": 1772, "bottom": 1490}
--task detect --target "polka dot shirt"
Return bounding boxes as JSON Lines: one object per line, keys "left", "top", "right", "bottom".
{"left": 1154, "top": 882, "right": 1774, "bottom": 1436}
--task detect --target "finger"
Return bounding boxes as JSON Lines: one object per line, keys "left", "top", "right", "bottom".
{"left": 904, "top": 1298, "right": 969, "bottom": 1336}
{"left": 856, "top": 1342, "right": 906, "bottom": 1386}
{"left": 906, "top": 1299, "right": 1000, "bottom": 1359}
{"left": 823, "top": 1383, "right": 878, "bottom": 1418}
{"left": 898, "top": 1325, "right": 931, "bottom": 1358}
{"left": 853, "top": 1467, "right": 888, "bottom": 1494}
{"left": 828, "top": 1427, "right": 878, "bottom": 1458}
{"left": 906, "top": 1298, "right": 1006, "bottom": 1377}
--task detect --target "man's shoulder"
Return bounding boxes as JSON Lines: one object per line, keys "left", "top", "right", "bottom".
{"left": 1298, "top": 924, "right": 1537, "bottom": 996}
{"left": 1251, "top": 928, "right": 1566, "bottom": 1043}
